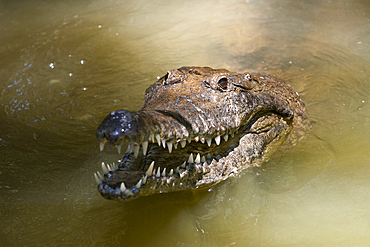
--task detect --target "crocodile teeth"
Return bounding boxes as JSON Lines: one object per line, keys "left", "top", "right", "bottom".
{"left": 99, "top": 141, "right": 105, "bottom": 151}
{"left": 123, "top": 189, "right": 133, "bottom": 196}
{"left": 169, "top": 169, "right": 174, "bottom": 176}
{"left": 135, "top": 179, "right": 142, "bottom": 189}
{"left": 181, "top": 161, "right": 186, "bottom": 168}
{"left": 94, "top": 173, "right": 102, "bottom": 184}
{"left": 156, "top": 167, "right": 161, "bottom": 177}
{"left": 167, "top": 142, "right": 173, "bottom": 153}
{"left": 174, "top": 142, "right": 178, "bottom": 149}
{"left": 176, "top": 167, "right": 180, "bottom": 173}
{"left": 187, "top": 137, "right": 192, "bottom": 143}
{"left": 126, "top": 144, "right": 133, "bottom": 154}
{"left": 149, "top": 133, "right": 155, "bottom": 143}
{"left": 116, "top": 145, "right": 121, "bottom": 154}
{"left": 188, "top": 153, "right": 194, "bottom": 163}
{"left": 215, "top": 135, "right": 221, "bottom": 145}
{"left": 195, "top": 153, "right": 201, "bottom": 163}
{"left": 162, "top": 168, "right": 166, "bottom": 177}
{"left": 120, "top": 182, "right": 127, "bottom": 192}
{"left": 107, "top": 164, "right": 112, "bottom": 171}
{"left": 142, "top": 175, "right": 147, "bottom": 184}
{"left": 194, "top": 136, "right": 199, "bottom": 142}
{"left": 207, "top": 153, "right": 212, "bottom": 159}
{"left": 162, "top": 139, "right": 166, "bottom": 148}
{"left": 180, "top": 140, "right": 186, "bottom": 148}
{"left": 133, "top": 144, "right": 140, "bottom": 158}
{"left": 200, "top": 137, "right": 205, "bottom": 144}
{"left": 145, "top": 161, "right": 155, "bottom": 176}
{"left": 102, "top": 162, "right": 109, "bottom": 174}
{"left": 206, "top": 138, "right": 212, "bottom": 147}
{"left": 156, "top": 134, "right": 161, "bottom": 145}
{"left": 224, "top": 134, "right": 229, "bottom": 142}
{"left": 142, "top": 141, "right": 148, "bottom": 156}
{"left": 97, "top": 171, "right": 104, "bottom": 181}
{"left": 112, "top": 164, "right": 117, "bottom": 171}
{"left": 201, "top": 156, "right": 206, "bottom": 163}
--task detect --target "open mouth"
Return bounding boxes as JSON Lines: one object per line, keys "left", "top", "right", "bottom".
{"left": 94, "top": 131, "right": 234, "bottom": 196}
{"left": 93, "top": 111, "right": 291, "bottom": 201}
{"left": 94, "top": 124, "right": 243, "bottom": 200}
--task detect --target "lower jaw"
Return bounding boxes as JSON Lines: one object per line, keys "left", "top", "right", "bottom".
{"left": 95, "top": 131, "right": 254, "bottom": 201}
{"left": 97, "top": 157, "right": 210, "bottom": 201}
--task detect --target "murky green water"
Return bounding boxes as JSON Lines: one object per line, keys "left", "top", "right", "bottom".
{"left": 1, "top": 0, "right": 369, "bottom": 246}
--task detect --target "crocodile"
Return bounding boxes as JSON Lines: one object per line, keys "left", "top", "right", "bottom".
{"left": 94, "top": 66, "right": 309, "bottom": 201}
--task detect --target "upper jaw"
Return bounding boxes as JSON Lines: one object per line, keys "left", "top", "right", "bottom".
{"left": 96, "top": 108, "right": 237, "bottom": 158}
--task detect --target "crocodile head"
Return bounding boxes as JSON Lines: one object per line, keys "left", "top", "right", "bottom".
{"left": 94, "top": 67, "right": 309, "bottom": 201}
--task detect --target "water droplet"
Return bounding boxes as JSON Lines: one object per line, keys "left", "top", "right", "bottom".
{"left": 49, "top": 63, "right": 54, "bottom": 69}
{"left": 69, "top": 73, "right": 72, "bottom": 77}
{"left": 80, "top": 60, "right": 84, "bottom": 64}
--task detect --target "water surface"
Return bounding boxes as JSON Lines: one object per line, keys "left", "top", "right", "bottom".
{"left": 1, "top": 0, "right": 370, "bottom": 246}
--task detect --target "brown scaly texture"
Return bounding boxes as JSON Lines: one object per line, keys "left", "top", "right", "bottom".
{"left": 95, "top": 67, "right": 309, "bottom": 201}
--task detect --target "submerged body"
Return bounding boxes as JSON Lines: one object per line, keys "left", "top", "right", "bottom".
{"left": 94, "top": 67, "right": 309, "bottom": 201}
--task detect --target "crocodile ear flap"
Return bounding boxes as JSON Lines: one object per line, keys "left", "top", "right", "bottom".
{"left": 160, "top": 70, "right": 184, "bottom": 86}
{"left": 217, "top": 77, "right": 229, "bottom": 91}
{"left": 159, "top": 73, "right": 169, "bottom": 85}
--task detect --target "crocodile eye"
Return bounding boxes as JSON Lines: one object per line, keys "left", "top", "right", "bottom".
{"left": 217, "top": 77, "right": 228, "bottom": 91}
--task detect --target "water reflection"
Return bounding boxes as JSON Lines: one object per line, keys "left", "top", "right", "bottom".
{"left": 1, "top": 0, "right": 369, "bottom": 246}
